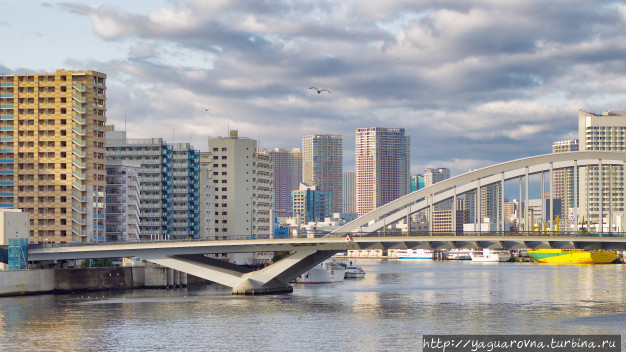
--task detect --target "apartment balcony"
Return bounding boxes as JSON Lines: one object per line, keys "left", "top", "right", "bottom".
{"left": 72, "top": 113, "right": 87, "bottom": 125}
{"left": 72, "top": 157, "right": 86, "bottom": 169}
{"left": 0, "top": 116, "right": 13, "bottom": 120}
{"left": 0, "top": 94, "right": 13, "bottom": 98}
{"left": 72, "top": 136, "right": 86, "bottom": 147}
{"left": 72, "top": 125, "right": 87, "bottom": 136}
{"left": 72, "top": 169, "right": 86, "bottom": 180}
{"left": 0, "top": 105, "right": 14, "bottom": 109}
{"left": 0, "top": 83, "right": 13, "bottom": 87}
{"left": 0, "top": 203, "right": 14, "bottom": 208}
{"left": 72, "top": 93, "right": 86, "bottom": 103}
{"left": 72, "top": 103, "right": 86, "bottom": 114}
{"left": 72, "top": 81, "right": 87, "bottom": 92}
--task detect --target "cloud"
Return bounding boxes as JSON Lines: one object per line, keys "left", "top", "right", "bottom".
{"left": 50, "top": 0, "right": 626, "bottom": 177}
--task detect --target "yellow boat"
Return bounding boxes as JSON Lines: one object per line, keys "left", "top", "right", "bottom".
{"left": 528, "top": 249, "right": 617, "bottom": 264}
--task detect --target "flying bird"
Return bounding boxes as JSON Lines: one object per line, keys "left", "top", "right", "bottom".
{"left": 309, "top": 87, "right": 331, "bottom": 94}
{"left": 202, "top": 107, "right": 211, "bottom": 112}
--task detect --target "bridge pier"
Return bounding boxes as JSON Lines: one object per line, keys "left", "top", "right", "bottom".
{"left": 145, "top": 248, "right": 340, "bottom": 295}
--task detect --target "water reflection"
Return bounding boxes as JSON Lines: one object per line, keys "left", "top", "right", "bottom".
{"left": 0, "top": 260, "right": 624, "bottom": 351}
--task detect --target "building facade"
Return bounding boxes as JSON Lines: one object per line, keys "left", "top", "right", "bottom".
{"left": 578, "top": 110, "right": 626, "bottom": 226}
{"left": 0, "top": 69, "right": 107, "bottom": 243}
{"left": 355, "top": 127, "right": 410, "bottom": 216}
{"left": 342, "top": 171, "right": 356, "bottom": 214}
{"left": 171, "top": 143, "right": 200, "bottom": 239}
{"left": 263, "top": 147, "right": 302, "bottom": 218}
{"left": 207, "top": 130, "right": 273, "bottom": 240}
{"left": 302, "top": 134, "right": 342, "bottom": 213}
{"left": 105, "top": 160, "right": 141, "bottom": 242}
{"left": 106, "top": 130, "right": 174, "bottom": 239}
{"left": 552, "top": 139, "right": 579, "bottom": 224}
{"left": 292, "top": 183, "right": 332, "bottom": 225}
{"left": 424, "top": 168, "right": 450, "bottom": 188}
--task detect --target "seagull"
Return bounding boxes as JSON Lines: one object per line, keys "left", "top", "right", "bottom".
{"left": 202, "top": 107, "right": 211, "bottom": 112}
{"left": 309, "top": 87, "right": 331, "bottom": 94}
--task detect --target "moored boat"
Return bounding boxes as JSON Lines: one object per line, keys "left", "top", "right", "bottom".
{"left": 470, "top": 248, "right": 511, "bottom": 262}
{"left": 527, "top": 249, "right": 617, "bottom": 264}
{"left": 295, "top": 260, "right": 347, "bottom": 284}
{"left": 344, "top": 262, "right": 366, "bottom": 279}
{"left": 445, "top": 249, "right": 474, "bottom": 260}
{"left": 395, "top": 248, "right": 434, "bottom": 260}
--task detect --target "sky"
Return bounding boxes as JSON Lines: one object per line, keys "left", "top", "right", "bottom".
{"left": 2, "top": 0, "right": 626, "bottom": 178}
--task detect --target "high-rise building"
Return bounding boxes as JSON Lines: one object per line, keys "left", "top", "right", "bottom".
{"left": 302, "top": 134, "right": 342, "bottom": 213}
{"left": 208, "top": 130, "right": 273, "bottom": 240}
{"left": 410, "top": 174, "right": 425, "bottom": 192}
{"left": 105, "top": 160, "right": 141, "bottom": 242}
{"left": 355, "top": 127, "right": 410, "bottom": 216}
{"left": 292, "top": 183, "right": 332, "bottom": 225}
{"left": 0, "top": 69, "right": 107, "bottom": 243}
{"left": 424, "top": 168, "right": 450, "bottom": 187}
{"left": 171, "top": 143, "right": 200, "bottom": 239}
{"left": 552, "top": 139, "right": 579, "bottom": 223}
{"left": 342, "top": 171, "right": 356, "bottom": 214}
{"left": 106, "top": 130, "right": 174, "bottom": 239}
{"left": 578, "top": 110, "right": 626, "bottom": 225}
{"left": 263, "top": 148, "right": 302, "bottom": 218}
{"left": 196, "top": 165, "right": 216, "bottom": 240}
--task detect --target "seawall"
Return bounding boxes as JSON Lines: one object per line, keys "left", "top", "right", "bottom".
{"left": 0, "top": 265, "right": 202, "bottom": 297}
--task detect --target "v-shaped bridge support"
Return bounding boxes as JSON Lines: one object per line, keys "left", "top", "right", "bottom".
{"left": 145, "top": 248, "right": 339, "bottom": 295}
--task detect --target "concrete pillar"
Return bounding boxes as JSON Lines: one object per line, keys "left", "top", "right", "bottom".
{"left": 500, "top": 173, "right": 504, "bottom": 233}
{"left": 518, "top": 176, "right": 522, "bottom": 232}
{"left": 452, "top": 186, "right": 457, "bottom": 235}
{"left": 572, "top": 160, "right": 579, "bottom": 233}
{"left": 539, "top": 171, "right": 546, "bottom": 234}
{"left": 181, "top": 272, "right": 188, "bottom": 287}
{"left": 525, "top": 167, "right": 529, "bottom": 233}
{"left": 549, "top": 162, "right": 553, "bottom": 233}
{"left": 174, "top": 270, "right": 181, "bottom": 287}
{"left": 599, "top": 159, "right": 603, "bottom": 234}
{"left": 167, "top": 268, "right": 174, "bottom": 288}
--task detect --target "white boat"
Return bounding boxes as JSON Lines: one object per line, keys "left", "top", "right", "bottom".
{"left": 344, "top": 262, "right": 366, "bottom": 279}
{"left": 395, "top": 248, "right": 434, "bottom": 260}
{"left": 446, "top": 249, "right": 474, "bottom": 260}
{"left": 295, "top": 260, "right": 347, "bottom": 284}
{"left": 470, "top": 248, "right": 511, "bottom": 262}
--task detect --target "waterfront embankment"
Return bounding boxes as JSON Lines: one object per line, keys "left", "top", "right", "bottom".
{"left": 0, "top": 264, "right": 196, "bottom": 297}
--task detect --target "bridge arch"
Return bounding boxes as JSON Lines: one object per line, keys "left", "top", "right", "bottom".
{"left": 331, "top": 151, "right": 626, "bottom": 235}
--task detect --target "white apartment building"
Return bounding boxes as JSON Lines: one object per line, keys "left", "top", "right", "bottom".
{"left": 105, "top": 160, "right": 141, "bottom": 242}
{"left": 578, "top": 110, "right": 626, "bottom": 228}
{"left": 302, "top": 134, "right": 342, "bottom": 213}
{"left": 424, "top": 168, "right": 450, "bottom": 187}
{"left": 208, "top": 130, "right": 273, "bottom": 240}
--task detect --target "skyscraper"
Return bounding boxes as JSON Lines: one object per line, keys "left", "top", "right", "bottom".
{"left": 424, "top": 168, "right": 450, "bottom": 187}
{"left": 263, "top": 148, "right": 302, "bottom": 218}
{"left": 302, "top": 134, "right": 342, "bottom": 213}
{"left": 355, "top": 127, "right": 410, "bottom": 216}
{"left": 0, "top": 69, "right": 107, "bottom": 243}
{"left": 578, "top": 110, "right": 626, "bottom": 226}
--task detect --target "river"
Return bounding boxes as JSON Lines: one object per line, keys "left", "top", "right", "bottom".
{"left": 1, "top": 260, "right": 624, "bottom": 351}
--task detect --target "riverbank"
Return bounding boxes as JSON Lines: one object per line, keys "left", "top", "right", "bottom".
{"left": 0, "top": 264, "right": 203, "bottom": 297}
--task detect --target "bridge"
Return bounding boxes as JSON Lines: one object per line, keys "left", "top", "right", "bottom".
{"left": 16, "top": 151, "right": 626, "bottom": 295}
{"left": 25, "top": 234, "right": 626, "bottom": 294}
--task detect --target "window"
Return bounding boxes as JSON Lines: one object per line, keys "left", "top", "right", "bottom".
{"left": 221, "top": 172, "right": 227, "bottom": 175}
{"left": 221, "top": 180, "right": 227, "bottom": 183}
{"left": 213, "top": 148, "right": 218, "bottom": 152}
{"left": 221, "top": 148, "right": 227, "bottom": 151}
{"left": 222, "top": 164, "right": 227, "bottom": 167}
{"left": 221, "top": 156, "right": 227, "bottom": 159}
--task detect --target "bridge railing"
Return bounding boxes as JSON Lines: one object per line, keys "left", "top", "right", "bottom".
{"left": 326, "top": 231, "right": 626, "bottom": 238}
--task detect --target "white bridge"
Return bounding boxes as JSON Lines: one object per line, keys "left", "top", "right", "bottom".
{"left": 23, "top": 151, "right": 626, "bottom": 295}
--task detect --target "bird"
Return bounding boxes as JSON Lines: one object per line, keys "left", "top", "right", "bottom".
{"left": 309, "top": 87, "right": 331, "bottom": 94}
{"left": 202, "top": 107, "right": 211, "bottom": 112}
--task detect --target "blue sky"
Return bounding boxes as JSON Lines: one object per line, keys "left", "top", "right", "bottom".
{"left": 2, "top": 0, "right": 626, "bottom": 178}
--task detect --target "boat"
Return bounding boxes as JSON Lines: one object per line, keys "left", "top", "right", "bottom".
{"left": 445, "top": 249, "right": 474, "bottom": 260}
{"left": 295, "top": 260, "right": 347, "bottom": 284}
{"left": 527, "top": 249, "right": 617, "bottom": 264}
{"left": 470, "top": 248, "right": 511, "bottom": 262}
{"left": 395, "top": 248, "right": 434, "bottom": 260}
{"left": 344, "top": 262, "right": 366, "bottom": 279}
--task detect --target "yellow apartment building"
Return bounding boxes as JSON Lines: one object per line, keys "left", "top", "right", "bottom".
{"left": 0, "top": 69, "right": 107, "bottom": 243}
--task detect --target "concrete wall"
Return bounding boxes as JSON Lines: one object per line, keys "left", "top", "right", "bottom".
{"left": 0, "top": 265, "right": 193, "bottom": 296}
{"left": 0, "top": 269, "right": 54, "bottom": 296}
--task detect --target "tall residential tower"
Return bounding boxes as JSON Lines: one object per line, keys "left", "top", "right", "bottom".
{"left": 302, "top": 134, "right": 342, "bottom": 213}
{"left": 0, "top": 70, "right": 107, "bottom": 243}
{"left": 355, "top": 127, "right": 410, "bottom": 216}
